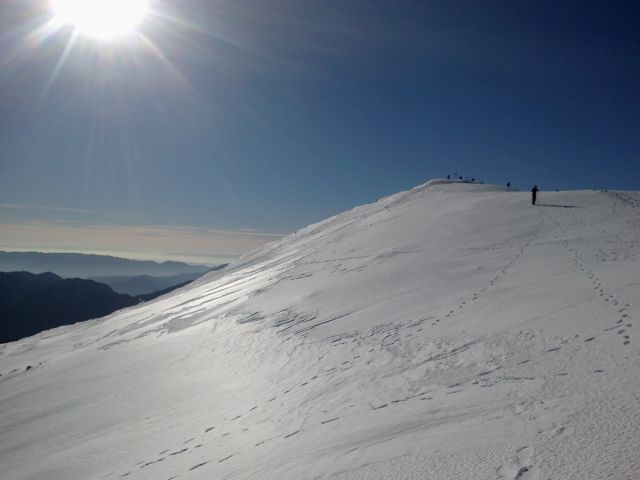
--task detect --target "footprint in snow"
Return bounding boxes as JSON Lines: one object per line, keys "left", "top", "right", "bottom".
{"left": 140, "top": 458, "right": 166, "bottom": 469}
{"left": 169, "top": 448, "right": 188, "bottom": 456}
{"left": 321, "top": 417, "right": 340, "bottom": 425}
{"left": 189, "top": 461, "right": 209, "bottom": 471}
{"left": 497, "top": 445, "right": 534, "bottom": 480}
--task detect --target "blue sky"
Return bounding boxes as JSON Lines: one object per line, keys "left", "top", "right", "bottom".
{"left": 0, "top": 1, "right": 638, "bottom": 261}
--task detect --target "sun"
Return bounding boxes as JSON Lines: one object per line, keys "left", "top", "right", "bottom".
{"left": 51, "top": 0, "right": 150, "bottom": 40}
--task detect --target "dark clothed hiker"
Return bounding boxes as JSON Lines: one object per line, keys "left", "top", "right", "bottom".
{"left": 531, "top": 185, "right": 539, "bottom": 205}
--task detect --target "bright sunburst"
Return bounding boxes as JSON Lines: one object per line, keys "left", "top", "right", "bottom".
{"left": 51, "top": 0, "right": 150, "bottom": 40}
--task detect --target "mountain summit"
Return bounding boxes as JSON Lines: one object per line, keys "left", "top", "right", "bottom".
{"left": 1, "top": 181, "right": 639, "bottom": 479}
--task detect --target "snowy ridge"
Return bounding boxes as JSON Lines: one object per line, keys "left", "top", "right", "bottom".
{"left": 1, "top": 182, "right": 639, "bottom": 479}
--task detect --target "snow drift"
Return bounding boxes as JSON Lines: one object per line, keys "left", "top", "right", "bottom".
{"left": 1, "top": 181, "right": 639, "bottom": 479}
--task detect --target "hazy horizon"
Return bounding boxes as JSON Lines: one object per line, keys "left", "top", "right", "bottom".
{"left": 0, "top": 246, "right": 229, "bottom": 267}
{"left": 0, "top": 219, "right": 284, "bottom": 266}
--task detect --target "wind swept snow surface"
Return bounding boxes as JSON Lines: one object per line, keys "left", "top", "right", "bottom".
{"left": 1, "top": 182, "right": 640, "bottom": 479}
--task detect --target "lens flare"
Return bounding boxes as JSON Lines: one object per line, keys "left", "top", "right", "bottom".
{"left": 51, "top": 0, "right": 150, "bottom": 39}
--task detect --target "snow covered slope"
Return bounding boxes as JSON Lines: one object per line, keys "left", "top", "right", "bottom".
{"left": 1, "top": 181, "right": 639, "bottom": 480}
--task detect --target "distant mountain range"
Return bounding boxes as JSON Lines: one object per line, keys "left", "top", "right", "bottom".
{"left": 91, "top": 265, "right": 226, "bottom": 296}
{"left": 0, "top": 252, "right": 228, "bottom": 343}
{"left": 0, "top": 271, "right": 200, "bottom": 344}
{"left": 0, "top": 251, "right": 211, "bottom": 279}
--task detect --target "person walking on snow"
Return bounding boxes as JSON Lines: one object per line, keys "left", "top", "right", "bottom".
{"left": 531, "top": 184, "right": 539, "bottom": 205}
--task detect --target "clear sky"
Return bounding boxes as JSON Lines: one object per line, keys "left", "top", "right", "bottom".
{"left": 0, "top": 1, "right": 638, "bottom": 262}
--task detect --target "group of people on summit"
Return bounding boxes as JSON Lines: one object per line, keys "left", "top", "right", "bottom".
{"left": 445, "top": 174, "right": 540, "bottom": 206}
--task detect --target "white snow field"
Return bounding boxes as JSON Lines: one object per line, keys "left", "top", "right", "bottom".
{"left": 1, "top": 181, "right": 639, "bottom": 480}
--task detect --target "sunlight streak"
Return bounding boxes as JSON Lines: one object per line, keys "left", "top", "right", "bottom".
{"left": 147, "top": 5, "right": 277, "bottom": 65}
{"left": 23, "top": 17, "right": 64, "bottom": 49}
{"left": 42, "top": 28, "right": 80, "bottom": 96}
{"left": 138, "top": 33, "right": 196, "bottom": 96}
{"left": 0, "top": 18, "right": 62, "bottom": 75}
